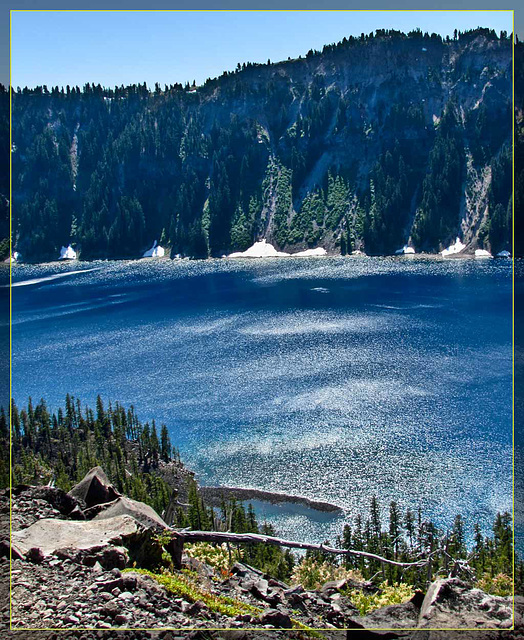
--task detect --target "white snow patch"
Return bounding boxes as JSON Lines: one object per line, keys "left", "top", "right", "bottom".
{"left": 350, "top": 250, "right": 366, "bottom": 256}
{"left": 228, "top": 239, "right": 290, "bottom": 258}
{"left": 475, "top": 249, "right": 492, "bottom": 258}
{"left": 395, "top": 245, "right": 415, "bottom": 255}
{"left": 292, "top": 247, "right": 327, "bottom": 257}
{"left": 441, "top": 237, "right": 465, "bottom": 257}
{"left": 143, "top": 241, "right": 165, "bottom": 258}
{"left": 497, "top": 250, "right": 511, "bottom": 258}
{"left": 59, "top": 245, "right": 77, "bottom": 260}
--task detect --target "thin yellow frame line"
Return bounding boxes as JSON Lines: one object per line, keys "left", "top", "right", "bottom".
{"left": 8, "top": 8, "right": 516, "bottom": 633}
{"left": 512, "top": 10, "right": 516, "bottom": 628}
{"left": 9, "top": 7, "right": 12, "bottom": 633}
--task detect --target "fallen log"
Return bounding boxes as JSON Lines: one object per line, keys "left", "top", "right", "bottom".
{"left": 168, "top": 528, "right": 440, "bottom": 571}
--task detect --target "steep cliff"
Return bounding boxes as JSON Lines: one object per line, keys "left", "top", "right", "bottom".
{"left": 11, "top": 28, "right": 512, "bottom": 261}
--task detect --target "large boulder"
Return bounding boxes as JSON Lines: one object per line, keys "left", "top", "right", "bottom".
{"left": 360, "top": 591, "right": 424, "bottom": 630}
{"left": 257, "top": 608, "right": 293, "bottom": 628}
{"left": 11, "top": 514, "right": 140, "bottom": 559}
{"left": 93, "top": 496, "right": 168, "bottom": 531}
{"left": 67, "top": 466, "right": 121, "bottom": 508}
{"left": 418, "top": 578, "right": 513, "bottom": 629}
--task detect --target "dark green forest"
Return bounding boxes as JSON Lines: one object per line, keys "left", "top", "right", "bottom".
{"left": 2, "top": 395, "right": 520, "bottom": 590}
{"left": 4, "top": 28, "right": 514, "bottom": 262}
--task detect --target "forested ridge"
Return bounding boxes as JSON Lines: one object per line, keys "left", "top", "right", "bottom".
{"left": 3, "top": 28, "right": 514, "bottom": 261}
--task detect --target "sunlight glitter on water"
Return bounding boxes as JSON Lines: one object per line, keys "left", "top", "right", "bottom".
{"left": 11, "top": 256, "right": 512, "bottom": 542}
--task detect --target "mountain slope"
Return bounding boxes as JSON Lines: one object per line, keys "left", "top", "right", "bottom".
{"left": 11, "top": 28, "right": 512, "bottom": 261}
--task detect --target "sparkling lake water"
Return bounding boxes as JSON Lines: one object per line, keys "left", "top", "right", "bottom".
{"left": 11, "top": 256, "right": 513, "bottom": 545}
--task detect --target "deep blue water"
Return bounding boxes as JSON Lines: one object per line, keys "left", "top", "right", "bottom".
{"left": 11, "top": 256, "right": 512, "bottom": 545}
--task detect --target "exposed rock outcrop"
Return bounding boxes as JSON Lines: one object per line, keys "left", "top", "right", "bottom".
{"left": 67, "top": 466, "right": 121, "bottom": 508}
{"left": 418, "top": 578, "right": 513, "bottom": 629}
{"left": 11, "top": 514, "right": 142, "bottom": 559}
{"left": 93, "top": 496, "right": 169, "bottom": 531}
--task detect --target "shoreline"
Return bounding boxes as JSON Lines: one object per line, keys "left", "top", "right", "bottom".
{"left": 6, "top": 252, "right": 514, "bottom": 269}
{"left": 199, "top": 486, "right": 344, "bottom": 514}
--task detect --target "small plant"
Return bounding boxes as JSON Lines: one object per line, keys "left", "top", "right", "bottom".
{"left": 124, "top": 568, "right": 325, "bottom": 637}
{"left": 344, "top": 580, "right": 415, "bottom": 616}
{"left": 154, "top": 530, "right": 175, "bottom": 568}
{"left": 124, "top": 567, "right": 261, "bottom": 617}
{"left": 184, "top": 542, "right": 243, "bottom": 573}
{"left": 291, "top": 557, "right": 364, "bottom": 591}
{"left": 476, "top": 572, "right": 513, "bottom": 597}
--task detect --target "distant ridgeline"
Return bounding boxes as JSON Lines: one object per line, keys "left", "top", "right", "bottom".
{"left": 6, "top": 28, "right": 517, "bottom": 261}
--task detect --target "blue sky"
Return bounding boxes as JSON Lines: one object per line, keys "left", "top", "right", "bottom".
{"left": 10, "top": 10, "right": 514, "bottom": 90}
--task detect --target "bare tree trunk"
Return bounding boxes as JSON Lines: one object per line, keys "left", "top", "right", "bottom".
{"left": 175, "top": 529, "right": 436, "bottom": 569}
{"left": 168, "top": 532, "right": 185, "bottom": 570}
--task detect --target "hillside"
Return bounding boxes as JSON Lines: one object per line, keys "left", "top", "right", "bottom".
{"left": 9, "top": 28, "right": 513, "bottom": 262}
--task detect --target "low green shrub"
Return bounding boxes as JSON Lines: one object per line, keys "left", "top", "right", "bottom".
{"left": 291, "top": 557, "right": 365, "bottom": 591}
{"left": 344, "top": 580, "right": 415, "bottom": 616}
{"left": 184, "top": 542, "right": 243, "bottom": 575}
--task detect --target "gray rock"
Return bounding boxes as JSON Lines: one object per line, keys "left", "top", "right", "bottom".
{"left": 22, "top": 485, "right": 81, "bottom": 516}
{"left": 257, "top": 608, "right": 293, "bottom": 628}
{"left": 187, "top": 600, "right": 207, "bottom": 616}
{"left": 284, "top": 584, "right": 305, "bottom": 596}
{"left": 55, "top": 543, "right": 129, "bottom": 569}
{"left": 25, "top": 547, "right": 45, "bottom": 564}
{"left": 231, "top": 561, "right": 264, "bottom": 578}
{"left": 362, "top": 600, "right": 420, "bottom": 629}
{"left": 100, "top": 599, "right": 120, "bottom": 617}
{"left": 114, "top": 613, "right": 129, "bottom": 625}
{"left": 67, "top": 466, "right": 121, "bottom": 508}
{"left": 321, "top": 578, "right": 349, "bottom": 594}
{"left": 11, "top": 514, "right": 141, "bottom": 558}
{"left": 418, "top": 577, "right": 513, "bottom": 629}
{"left": 250, "top": 578, "right": 269, "bottom": 599}
{"left": 0, "top": 539, "right": 24, "bottom": 560}
{"left": 64, "top": 613, "right": 80, "bottom": 624}
{"left": 96, "top": 577, "right": 125, "bottom": 592}
{"left": 93, "top": 495, "right": 168, "bottom": 531}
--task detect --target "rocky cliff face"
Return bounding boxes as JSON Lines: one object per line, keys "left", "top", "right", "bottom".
{"left": 11, "top": 29, "right": 512, "bottom": 261}
{"left": 1, "top": 468, "right": 520, "bottom": 637}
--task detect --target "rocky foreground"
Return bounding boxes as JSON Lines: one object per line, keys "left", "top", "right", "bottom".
{"left": 1, "top": 467, "right": 523, "bottom": 639}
